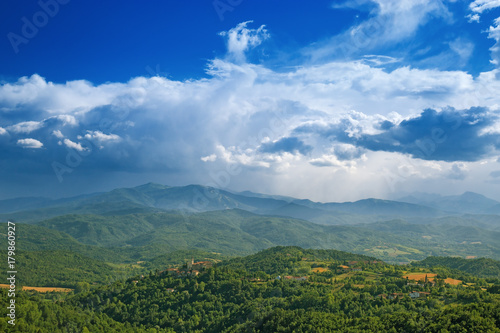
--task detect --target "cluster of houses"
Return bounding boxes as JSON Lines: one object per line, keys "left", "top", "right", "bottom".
{"left": 338, "top": 265, "right": 362, "bottom": 272}
{"left": 337, "top": 260, "right": 382, "bottom": 273}
{"left": 377, "top": 291, "right": 431, "bottom": 300}
{"left": 275, "top": 275, "right": 308, "bottom": 281}
{"left": 161, "top": 259, "right": 213, "bottom": 278}
{"left": 406, "top": 281, "right": 435, "bottom": 287}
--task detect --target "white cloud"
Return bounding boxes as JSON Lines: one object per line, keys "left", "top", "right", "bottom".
{"left": 488, "top": 17, "right": 500, "bottom": 65}
{"left": 0, "top": 74, "right": 125, "bottom": 114}
{"left": 2, "top": 20, "right": 500, "bottom": 201}
{"left": 53, "top": 115, "right": 78, "bottom": 126}
{"left": 63, "top": 139, "right": 87, "bottom": 152}
{"left": 80, "top": 130, "right": 121, "bottom": 149}
{"left": 17, "top": 138, "right": 43, "bottom": 149}
{"left": 52, "top": 130, "right": 64, "bottom": 138}
{"left": 468, "top": 13, "right": 480, "bottom": 23}
{"left": 8, "top": 121, "right": 44, "bottom": 134}
{"left": 0, "top": 59, "right": 498, "bottom": 201}
{"left": 201, "top": 154, "right": 217, "bottom": 162}
{"left": 312, "top": 0, "right": 450, "bottom": 62}
{"left": 83, "top": 131, "right": 121, "bottom": 142}
{"left": 470, "top": 0, "right": 500, "bottom": 14}
{"left": 0, "top": 127, "right": 7, "bottom": 135}
{"left": 468, "top": 1, "right": 500, "bottom": 65}
{"left": 218, "top": 21, "right": 270, "bottom": 63}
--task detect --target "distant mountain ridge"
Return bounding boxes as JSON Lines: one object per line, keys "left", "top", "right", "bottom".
{"left": 0, "top": 182, "right": 462, "bottom": 224}
{"left": 398, "top": 191, "right": 500, "bottom": 214}
{"left": 0, "top": 183, "right": 500, "bottom": 230}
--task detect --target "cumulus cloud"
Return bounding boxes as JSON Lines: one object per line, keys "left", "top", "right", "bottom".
{"left": 2, "top": 19, "right": 500, "bottom": 201}
{"left": 8, "top": 121, "right": 44, "bottom": 134}
{"left": 218, "top": 21, "right": 269, "bottom": 63}
{"left": 63, "top": 139, "right": 87, "bottom": 152}
{"left": 296, "top": 107, "right": 500, "bottom": 162}
{"left": 0, "top": 74, "right": 128, "bottom": 119}
{"left": 1, "top": 59, "right": 500, "bottom": 200}
{"left": 54, "top": 115, "right": 78, "bottom": 126}
{"left": 17, "top": 138, "right": 43, "bottom": 149}
{"left": 467, "top": 1, "right": 500, "bottom": 65}
{"left": 201, "top": 154, "right": 217, "bottom": 162}
{"left": 81, "top": 130, "right": 121, "bottom": 147}
{"left": 470, "top": 0, "right": 500, "bottom": 14}
{"left": 52, "top": 130, "right": 64, "bottom": 139}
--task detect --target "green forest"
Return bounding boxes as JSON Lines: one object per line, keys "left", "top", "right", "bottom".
{"left": 1, "top": 246, "right": 499, "bottom": 332}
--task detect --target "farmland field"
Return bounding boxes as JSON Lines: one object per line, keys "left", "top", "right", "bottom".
{"left": 403, "top": 273, "right": 437, "bottom": 281}
{"left": 0, "top": 284, "right": 73, "bottom": 293}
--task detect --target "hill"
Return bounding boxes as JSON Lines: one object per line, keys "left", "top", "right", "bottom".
{"left": 220, "top": 246, "right": 377, "bottom": 275}
{"left": 16, "top": 210, "right": 500, "bottom": 264}
{"left": 0, "top": 250, "right": 137, "bottom": 288}
{"left": 412, "top": 256, "right": 500, "bottom": 278}
{"left": 1, "top": 246, "right": 500, "bottom": 331}
{"left": 60, "top": 247, "right": 500, "bottom": 332}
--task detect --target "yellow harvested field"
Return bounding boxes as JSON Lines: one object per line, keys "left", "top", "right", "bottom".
{"left": 403, "top": 273, "right": 437, "bottom": 281}
{"left": 312, "top": 267, "right": 328, "bottom": 273}
{"left": 444, "top": 278, "right": 462, "bottom": 285}
{"left": 0, "top": 284, "right": 73, "bottom": 293}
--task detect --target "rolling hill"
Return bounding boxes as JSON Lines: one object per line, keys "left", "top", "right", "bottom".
{"left": 3, "top": 208, "right": 496, "bottom": 264}
{"left": 1, "top": 183, "right": 500, "bottom": 267}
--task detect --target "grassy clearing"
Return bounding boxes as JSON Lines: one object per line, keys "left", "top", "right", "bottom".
{"left": 0, "top": 284, "right": 73, "bottom": 293}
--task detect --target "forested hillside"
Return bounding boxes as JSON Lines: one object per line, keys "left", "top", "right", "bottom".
{"left": 2, "top": 246, "right": 500, "bottom": 332}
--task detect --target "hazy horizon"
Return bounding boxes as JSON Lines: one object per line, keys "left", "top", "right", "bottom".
{"left": 1, "top": 181, "right": 499, "bottom": 205}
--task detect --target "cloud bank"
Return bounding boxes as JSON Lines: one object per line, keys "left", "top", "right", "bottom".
{"left": 1, "top": 10, "right": 500, "bottom": 201}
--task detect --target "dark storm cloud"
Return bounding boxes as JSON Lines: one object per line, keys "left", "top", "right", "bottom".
{"left": 296, "top": 107, "right": 500, "bottom": 162}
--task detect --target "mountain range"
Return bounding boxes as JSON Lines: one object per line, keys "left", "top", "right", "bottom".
{"left": 2, "top": 183, "right": 499, "bottom": 224}
{"left": 1, "top": 183, "right": 500, "bottom": 265}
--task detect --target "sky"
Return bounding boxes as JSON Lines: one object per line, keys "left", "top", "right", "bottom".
{"left": 1, "top": 0, "right": 500, "bottom": 202}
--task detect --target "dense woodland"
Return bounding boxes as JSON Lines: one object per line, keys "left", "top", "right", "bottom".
{"left": 1, "top": 246, "right": 499, "bottom": 332}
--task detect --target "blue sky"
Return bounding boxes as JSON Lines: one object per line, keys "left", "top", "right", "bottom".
{"left": 1, "top": 0, "right": 500, "bottom": 201}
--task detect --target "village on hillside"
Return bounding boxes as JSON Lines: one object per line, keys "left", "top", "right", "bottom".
{"left": 133, "top": 255, "right": 476, "bottom": 302}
